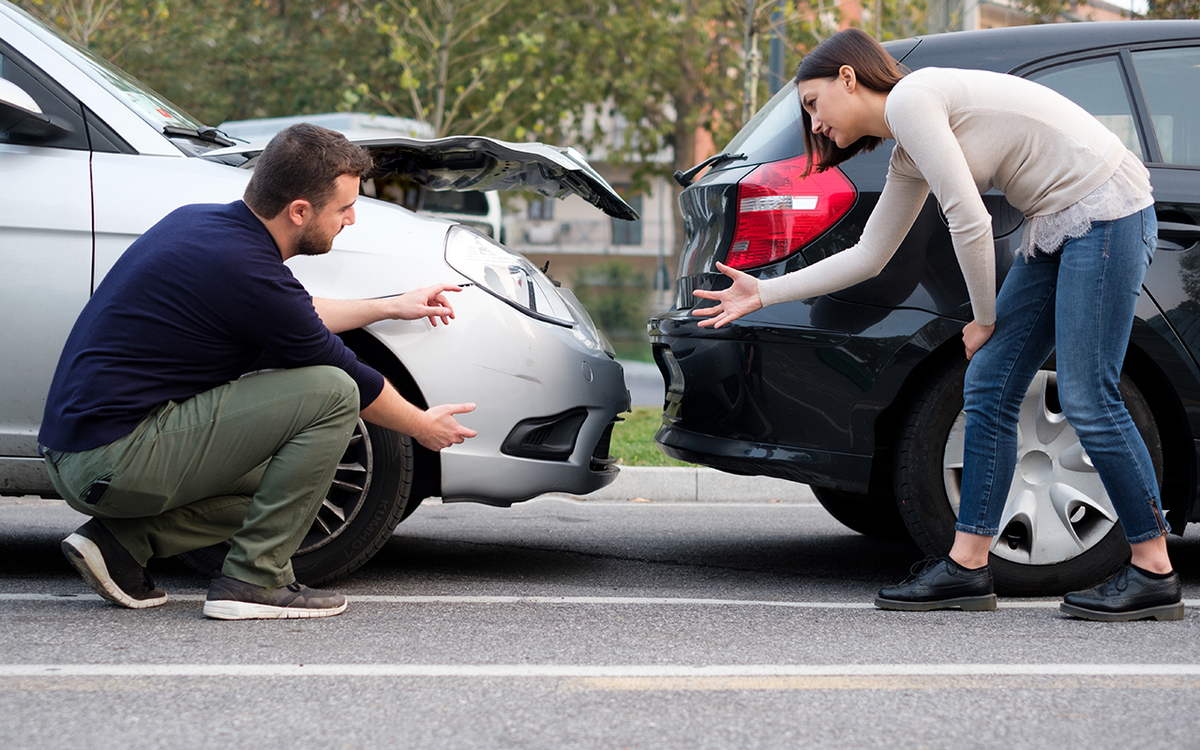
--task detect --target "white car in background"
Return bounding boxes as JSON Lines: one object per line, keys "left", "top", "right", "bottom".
{"left": 0, "top": 0, "right": 636, "bottom": 583}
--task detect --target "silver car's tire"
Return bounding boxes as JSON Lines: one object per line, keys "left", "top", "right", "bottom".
{"left": 178, "top": 418, "right": 415, "bottom": 586}
{"left": 895, "top": 359, "right": 1161, "bottom": 596}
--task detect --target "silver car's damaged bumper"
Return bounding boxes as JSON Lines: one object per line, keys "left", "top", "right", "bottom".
{"left": 368, "top": 281, "right": 630, "bottom": 506}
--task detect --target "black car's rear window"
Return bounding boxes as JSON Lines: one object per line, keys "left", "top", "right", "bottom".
{"left": 721, "top": 38, "right": 918, "bottom": 169}
{"left": 722, "top": 84, "right": 806, "bottom": 167}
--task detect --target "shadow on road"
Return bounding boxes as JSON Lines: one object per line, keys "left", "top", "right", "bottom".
{"left": 3, "top": 498, "right": 1200, "bottom": 598}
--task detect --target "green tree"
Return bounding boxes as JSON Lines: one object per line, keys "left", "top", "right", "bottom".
{"left": 560, "top": 1, "right": 818, "bottom": 186}
{"left": 345, "top": 0, "right": 564, "bottom": 137}
{"left": 573, "top": 259, "right": 650, "bottom": 340}
{"left": 1145, "top": 0, "right": 1200, "bottom": 17}
{"left": 15, "top": 0, "right": 379, "bottom": 124}
{"left": 873, "top": 0, "right": 932, "bottom": 38}
{"left": 16, "top": 0, "right": 169, "bottom": 58}
{"left": 1017, "top": 0, "right": 1068, "bottom": 23}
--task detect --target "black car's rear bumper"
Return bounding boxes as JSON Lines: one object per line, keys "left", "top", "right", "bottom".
{"left": 654, "top": 420, "right": 873, "bottom": 491}
{"left": 649, "top": 301, "right": 965, "bottom": 493}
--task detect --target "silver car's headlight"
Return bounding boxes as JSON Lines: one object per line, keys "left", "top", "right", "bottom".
{"left": 444, "top": 225, "right": 574, "bottom": 326}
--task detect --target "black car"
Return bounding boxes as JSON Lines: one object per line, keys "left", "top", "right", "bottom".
{"left": 650, "top": 21, "right": 1200, "bottom": 595}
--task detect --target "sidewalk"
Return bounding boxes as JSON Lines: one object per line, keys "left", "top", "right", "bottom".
{"left": 569, "top": 466, "right": 817, "bottom": 503}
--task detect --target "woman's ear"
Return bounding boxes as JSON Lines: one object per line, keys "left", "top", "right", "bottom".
{"left": 839, "top": 65, "right": 857, "bottom": 93}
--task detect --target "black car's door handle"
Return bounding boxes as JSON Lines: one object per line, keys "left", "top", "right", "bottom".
{"left": 1157, "top": 221, "right": 1200, "bottom": 252}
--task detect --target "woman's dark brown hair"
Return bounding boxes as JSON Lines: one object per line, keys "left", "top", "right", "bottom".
{"left": 794, "top": 28, "right": 906, "bottom": 174}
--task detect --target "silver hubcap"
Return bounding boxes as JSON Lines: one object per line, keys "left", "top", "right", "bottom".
{"left": 942, "top": 370, "right": 1117, "bottom": 565}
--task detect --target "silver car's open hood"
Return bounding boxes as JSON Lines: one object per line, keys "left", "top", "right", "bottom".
{"left": 203, "top": 135, "right": 639, "bottom": 221}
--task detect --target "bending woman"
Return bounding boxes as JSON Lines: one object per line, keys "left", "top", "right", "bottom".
{"left": 694, "top": 28, "right": 1181, "bottom": 622}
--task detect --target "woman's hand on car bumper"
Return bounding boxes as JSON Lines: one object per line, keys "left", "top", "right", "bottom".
{"left": 692, "top": 262, "right": 763, "bottom": 328}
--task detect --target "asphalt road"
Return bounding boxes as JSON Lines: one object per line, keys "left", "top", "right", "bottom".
{"left": 3, "top": 495, "right": 1200, "bottom": 749}
{"left": 619, "top": 359, "right": 664, "bottom": 407}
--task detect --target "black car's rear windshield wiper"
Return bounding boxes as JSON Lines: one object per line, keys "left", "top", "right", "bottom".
{"left": 673, "top": 152, "right": 747, "bottom": 187}
{"left": 163, "top": 125, "right": 237, "bottom": 147}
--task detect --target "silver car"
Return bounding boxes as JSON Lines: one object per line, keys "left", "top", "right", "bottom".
{"left": 0, "top": 0, "right": 634, "bottom": 583}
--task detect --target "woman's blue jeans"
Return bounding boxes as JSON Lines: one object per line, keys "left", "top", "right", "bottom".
{"left": 956, "top": 206, "right": 1167, "bottom": 544}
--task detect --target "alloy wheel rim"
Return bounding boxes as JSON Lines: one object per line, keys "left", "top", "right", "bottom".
{"left": 297, "top": 418, "right": 373, "bottom": 555}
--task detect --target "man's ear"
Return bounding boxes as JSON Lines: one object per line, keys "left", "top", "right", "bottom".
{"left": 285, "top": 199, "right": 313, "bottom": 227}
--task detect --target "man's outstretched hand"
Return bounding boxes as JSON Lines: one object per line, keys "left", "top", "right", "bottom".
{"left": 312, "top": 284, "right": 463, "bottom": 333}
{"left": 380, "top": 283, "right": 464, "bottom": 327}
{"left": 414, "top": 402, "right": 478, "bottom": 451}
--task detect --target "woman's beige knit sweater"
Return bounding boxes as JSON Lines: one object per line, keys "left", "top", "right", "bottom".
{"left": 757, "top": 67, "right": 1139, "bottom": 326}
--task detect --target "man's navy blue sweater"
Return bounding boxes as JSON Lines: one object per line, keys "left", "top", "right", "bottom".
{"left": 39, "top": 201, "right": 385, "bottom": 453}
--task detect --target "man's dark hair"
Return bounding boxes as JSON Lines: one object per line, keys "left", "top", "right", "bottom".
{"left": 243, "top": 123, "right": 375, "bottom": 219}
{"left": 794, "top": 28, "right": 907, "bottom": 175}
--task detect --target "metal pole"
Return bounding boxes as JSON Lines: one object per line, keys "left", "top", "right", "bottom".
{"left": 768, "top": 4, "right": 786, "bottom": 95}
{"left": 742, "top": 0, "right": 759, "bottom": 123}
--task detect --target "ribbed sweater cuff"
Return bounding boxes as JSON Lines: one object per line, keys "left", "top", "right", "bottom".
{"left": 758, "top": 276, "right": 795, "bottom": 308}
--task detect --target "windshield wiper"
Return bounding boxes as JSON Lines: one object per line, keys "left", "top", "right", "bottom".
{"left": 673, "top": 152, "right": 747, "bottom": 187}
{"left": 163, "top": 125, "right": 237, "bottom": 147}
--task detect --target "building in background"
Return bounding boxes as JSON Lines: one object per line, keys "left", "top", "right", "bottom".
{"left": 505, "top": 99, "right": 679, "bottom": 313}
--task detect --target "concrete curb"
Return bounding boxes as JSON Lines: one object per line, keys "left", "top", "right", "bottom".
{"left": 569, "top": 466, "right": 817, "bottom": 503}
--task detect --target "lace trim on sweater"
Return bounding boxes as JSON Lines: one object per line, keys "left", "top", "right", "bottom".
{"left": 1019, "top": 151, "right": 1153, "bottom": 258}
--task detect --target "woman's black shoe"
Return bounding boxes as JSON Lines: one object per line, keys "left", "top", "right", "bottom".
{"left": 1060, "top": 564, "right": 1184, "bottom": 622}
{"left": 875, "top": 555, "right": 997, "bottom": 611}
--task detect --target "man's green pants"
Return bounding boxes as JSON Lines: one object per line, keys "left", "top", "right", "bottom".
{"left": 43, "top": 367, "right": 360, "bottom": 588}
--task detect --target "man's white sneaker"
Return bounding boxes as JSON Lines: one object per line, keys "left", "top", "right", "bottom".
{"left": 203, "top": 575, "right": 347, "bottom": 620}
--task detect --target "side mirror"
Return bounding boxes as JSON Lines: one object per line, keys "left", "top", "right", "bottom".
{"left": 0, "top": 78, "right": 69, "bottom": 140}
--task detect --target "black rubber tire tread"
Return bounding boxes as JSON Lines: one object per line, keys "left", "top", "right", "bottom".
{"left": 812, "top": 486, "right": 911, "bottom": 540}
{"left": 894, "top": 358, "right": 1161, "bottom": 596}
{"left": 894, "top": 358, "right": 968, "bottom": 558}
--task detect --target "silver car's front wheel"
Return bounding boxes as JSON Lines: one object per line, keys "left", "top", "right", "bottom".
{"left": 896, "top": 360, "right": 1160, "bottom": 596}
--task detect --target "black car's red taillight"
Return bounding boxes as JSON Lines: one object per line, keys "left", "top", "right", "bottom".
{"left": 725, "top": 157, "right": 856, "bottom": 270}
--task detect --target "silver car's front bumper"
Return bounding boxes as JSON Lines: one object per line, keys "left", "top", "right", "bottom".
{"left": 364, "top": 284, "right": 630, "bottom": 505}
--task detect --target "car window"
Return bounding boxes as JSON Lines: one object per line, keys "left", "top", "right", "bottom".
{"left": 421, "top": 189, "right": 490, "bottom": 215}
{"left": 724, "top": 43, "right": 910, "bottom": 167}
{"left": 723, "top": 83, "right": 806, "bottom": 166}
{"left": 0, "top": 44, "right": 88, "bottom": 150}
{"left": 1131, "top": 47, "right": 1200, "bottom": 167}
{"left": 68, "top": 45, "right": 206, "bottom": 134}
{"left": 1027, "top": 56, "right": 1143, "bottom": 161}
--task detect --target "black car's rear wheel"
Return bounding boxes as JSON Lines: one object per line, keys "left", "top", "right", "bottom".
{"left": 178, "top": 418, "right": 415, "bottom": 586}
{"left": 894, "top": 358, "right": 1161, "bottom": 596}
{"left": 812, "top": 486, "right": 910, "bottom": 540}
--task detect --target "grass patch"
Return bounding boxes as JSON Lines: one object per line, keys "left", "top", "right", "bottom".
{"left": 611, "top": 406, "right": 695, "bottom": 467}
{"left": 610, "top": 339, "right": 654, "bottom": 363}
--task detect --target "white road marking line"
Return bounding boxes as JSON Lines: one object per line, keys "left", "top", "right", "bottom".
{"left": 0, "top": 664, "right": 1198, "bottom": 678}
{"left": 1, "top": 593, "right": 1197, "bottom": 609}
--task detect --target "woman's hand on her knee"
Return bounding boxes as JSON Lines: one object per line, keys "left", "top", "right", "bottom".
{"left": 962, "top": 320, "right": 995, "bottom": 361}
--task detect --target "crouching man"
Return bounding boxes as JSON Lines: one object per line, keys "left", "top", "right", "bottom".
{"left": 38, "top": 123, "right": 476, "bottom": 620}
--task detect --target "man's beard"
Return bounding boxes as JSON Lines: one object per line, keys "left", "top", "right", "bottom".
{"left": 295, "top": 221, "right": 335, "bottom": 256}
